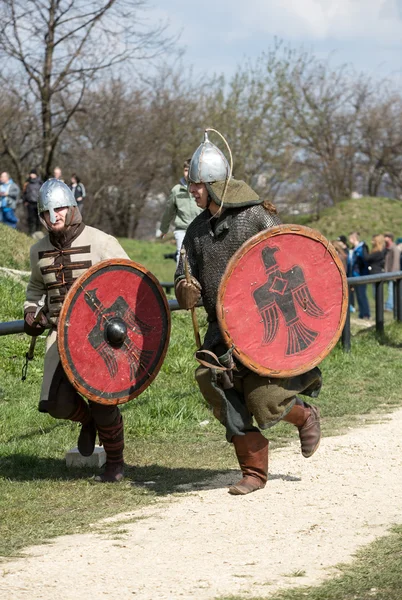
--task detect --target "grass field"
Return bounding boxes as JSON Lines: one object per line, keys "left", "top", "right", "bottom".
{"left": 1, "top": 268, "right": 402, "bottom": 560}
{"left": 287, "top": 196, "right": 402, "bottom": 244}
{"left": 1, "top": 213, "right": 402, "bottom": 598}
{"left": 0, "top": 223, "right": 177, "bottom": 281}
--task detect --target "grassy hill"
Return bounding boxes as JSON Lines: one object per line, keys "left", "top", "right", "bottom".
{"left": 2, "top": 195, "right": 402, "bottom": 277}
{"left": 0, "top": 225, "right": 176, "bottom": 281}
{"left": 286, "top": 196, "right": 402, "bottom": 243}
{"left": 0, "top": 224, "right": 32, "bottom": 270}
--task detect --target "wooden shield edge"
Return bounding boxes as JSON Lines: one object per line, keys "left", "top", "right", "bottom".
{"left": 58, "top": 258, "right": 171, "bottom": 405}
{"left": 216, "top": 224, "right": 348, "bottom": 378}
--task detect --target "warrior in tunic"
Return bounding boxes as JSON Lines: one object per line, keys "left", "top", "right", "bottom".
{"left": 175, "top": 133, "right": 322, "bottom": 495}
{"left": 24, "top": 180, "right": 128, "bottom": 482}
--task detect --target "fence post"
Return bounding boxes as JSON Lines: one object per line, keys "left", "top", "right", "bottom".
{"left": 393, "top": 279, "right": 397, "bottom": 319}
{"left": 375, "top": 281, "right": 384, "bottom": 335}
{"left": 342, "top": 296, "right": 351, "bottom": 352}
{"left": 396, "top": 279, "right": 402, "bottom": 322}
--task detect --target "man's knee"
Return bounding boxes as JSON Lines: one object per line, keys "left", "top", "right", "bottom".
{"left": 89, "top": 401, "right": 120, "bottom": 428}
{"left": 46, "top": 396, "right": 77, "bottom": 419}
{"left": 46, "top": 363, "right": 81, "bottom": 419}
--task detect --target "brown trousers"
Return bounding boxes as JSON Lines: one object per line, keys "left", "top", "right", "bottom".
{"left": 47, "top": 363, "right": 121, "bottom": 428}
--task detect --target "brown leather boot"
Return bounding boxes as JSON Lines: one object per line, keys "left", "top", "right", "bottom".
{"left": 283, "top": 403, "right": 321, "bottom": 458}
{"left": 228, "top": 432, "right": 268, "bottom": 495}
{"left": 94, "top": 461, "right": 124, "bottom": 483}
{"left": 77, "top": 419, "right": 97, "bottom": 457}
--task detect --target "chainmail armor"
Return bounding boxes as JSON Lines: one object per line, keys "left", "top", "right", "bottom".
{"left": 175, "top": 204, "right": 282, "bottom": 349}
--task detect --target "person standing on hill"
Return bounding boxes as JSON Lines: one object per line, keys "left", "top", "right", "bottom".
{"left": 23, "top": 169, "right": 42, "bottom": 235}
{"left": 349, "top": 231, "right": 370, "bottom": 319}
{"left": 0, "top": 171, "right": 20, "bottom": 228}
{"left": 24, "top": 179, "right": 129, "bottom": 482}
{"left": 53, "top": 166, "right": 64, "bottom": 182}
{"left": 384, "top": 233, "right": 401, "bottom": 312}
{"left": 174, "top": 132, "right": 322, "bottom": 496}
{"left": 159, "top": 159, "right": 203, "bottom": 263}
{"left": 367, "top": 234, "right": 386, "bottom": 275}
{"left": 69, "top": 173, "right": 86, "bottom": 214}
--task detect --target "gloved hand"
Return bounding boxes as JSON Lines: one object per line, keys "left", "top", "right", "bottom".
{"left": 25, "top": 310, "right": 49, "bottom": 329}
{"left": 175, "top": 277, "right": 201, "bottom": 310}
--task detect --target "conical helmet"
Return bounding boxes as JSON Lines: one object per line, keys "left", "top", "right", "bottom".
{"left": 38, "top": 179, "right": 77, "bottom": 224}
{"left": 188, "top": 131, "right": 230, "bottom": 183}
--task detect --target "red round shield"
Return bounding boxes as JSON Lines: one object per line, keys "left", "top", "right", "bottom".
{"left": 58, "top": 259, "right": 170, "bottom": 405}
{"left": 217, "top": 225, "right": 348, "bottom": 377}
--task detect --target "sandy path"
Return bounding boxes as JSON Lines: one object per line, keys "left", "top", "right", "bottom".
{"left": 1, "top": 410, "right": 402, "bottom": 600}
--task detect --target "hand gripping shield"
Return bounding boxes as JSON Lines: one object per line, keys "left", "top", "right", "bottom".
{"left": 58, "top": 259, "right": 170, "bottom": 405}
{"left": 217, "top": 225, "right": 348, "bottom": 377}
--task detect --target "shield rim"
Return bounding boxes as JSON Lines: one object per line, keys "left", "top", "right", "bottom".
{"left": 217, "top": 224, "right": 348, "bottom": 377}
{"left": 58, "top": 258, "right": 171, "bottom": 405}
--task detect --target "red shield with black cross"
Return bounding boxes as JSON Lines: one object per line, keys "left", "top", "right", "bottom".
{"left": 58, "top": 259, "right": 170, "bottom": 404}
{"left": 217, "top": 225, "right": 348, "bottom": 377}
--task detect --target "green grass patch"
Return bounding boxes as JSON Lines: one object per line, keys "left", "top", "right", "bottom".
{"left": 285, "top": 196, "right": 402, "bottom": 242}
{"left": 118, "top": 237, "right": 177, "bottom": 282}
{"left": 0, "top": 225, "right": 32, "bottom": 270}
{"left": 219, "top": 525, "right": 402, "bottom": 600}
{"left": 1, "top": 271, "right": 402, "bottom": 557}
{"left": 0, "top": 224, "right": 177, "bottom": 281}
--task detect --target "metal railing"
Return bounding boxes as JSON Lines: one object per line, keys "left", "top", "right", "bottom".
{"left": 342, "top": 271, "right": 402, "bottom": 352}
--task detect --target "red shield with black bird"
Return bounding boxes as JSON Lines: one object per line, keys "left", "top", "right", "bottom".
{"left": 58, "top": 259, "right": 170, "bottom": 404}
{"left": 217, "top": 225, "right": 348, "bottom": 377}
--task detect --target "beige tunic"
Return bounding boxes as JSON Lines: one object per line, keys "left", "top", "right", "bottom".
{"left": 24, "top": 226, "right": 129, "bottom": 401}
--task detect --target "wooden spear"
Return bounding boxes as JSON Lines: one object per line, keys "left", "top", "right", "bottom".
{"left": 181, "top": 248, "right": 201, "bottom": 349}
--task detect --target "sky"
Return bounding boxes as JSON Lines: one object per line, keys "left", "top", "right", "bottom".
{"left": 148, "top": 0, "right": 402, "bottom": 80}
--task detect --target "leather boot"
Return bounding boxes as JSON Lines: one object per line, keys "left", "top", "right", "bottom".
{"left": 283, "top": 403, "right": 321, "bottom": 458}
{"left": 77, "top": 419, "right": 97, "bottom": 457}
{"left": 94, "top": 461, "right": 124, "bottom": 483}
{"left": 94, "top": 415, "right": 124, "bottom": 483}
{"left": 228, "top": 432, "right": 268, "bottom": 495}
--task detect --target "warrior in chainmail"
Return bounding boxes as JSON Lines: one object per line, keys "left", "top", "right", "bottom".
{"left": 175, "top": 132, "right": 322, "bottom": 495}
{"left": 24, "top": 180, "right": 128, "bottom": 482}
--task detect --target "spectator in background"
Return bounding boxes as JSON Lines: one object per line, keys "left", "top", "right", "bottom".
{"left": 337, "top": 235, "right": 355, "bottom": 312}
{"left": 367, "top": 234, "right": 386, "bottom": 298}
{"left": 367, "top": 234, "right": 386, "bottom": 275}
{"left": 0, "top": 171, "right": 20, "bottom": 229}
{"left": 349, "top": 231, "right": 370, "bottom": 319}
{"left": 69, "top": 173, "right": 86, "bottom": 214}
{"left": 331, "top": 239, "right": 348, "bottom": 271}
{"left": 53, "top": 166, "right": 64, "bottom": 181}
{"left": 23, "top": 169, "right": 42, "bottom": 235}
{"left": 384, "top": 232, "right": 401, "bottom": 312}
{"left": 159, "top": 159, "right": 203, "bottom": 263}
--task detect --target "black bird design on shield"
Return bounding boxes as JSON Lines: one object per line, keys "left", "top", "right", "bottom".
{"left": 253, "top": 246, "right": 325, "bottom": 355}
{"left": 84, "top": 288, "right": 154, "bottom": 379}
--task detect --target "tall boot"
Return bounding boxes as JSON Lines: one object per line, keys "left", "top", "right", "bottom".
{"left": 70, "top": 397, "right": 97, "bottom": 458}
{"left": 95, "top": 415, "right": 124, "bottom": 483}
{"left": 283, "top": 402, "right": 321, "bottom": 458}
{"left": 228, "top": 432, "right": 268, "bottom": 496}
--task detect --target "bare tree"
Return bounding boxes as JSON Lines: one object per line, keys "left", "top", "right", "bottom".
{"left": 358, "top": 92, "right": 402, "bottom": 197}
{"left": 203, "top": 47, "right": 301, "bottom": 201}
{"left": 278, "top": 51, "right": 371, "bottom": 203}
{"left": 0, "top": 0, "right": 170, "bottom": 179}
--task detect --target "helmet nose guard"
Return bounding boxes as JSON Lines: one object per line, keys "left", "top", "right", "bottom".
{"left": 188, "top": 131, "right": 230, "bottom": 184}
{"left": 38, "top": 179, "right": 77, "bottom": 223}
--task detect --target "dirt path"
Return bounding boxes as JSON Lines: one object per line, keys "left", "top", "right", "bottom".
{"left": 1, "top": 410, "right": 402, "bottom": 600}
